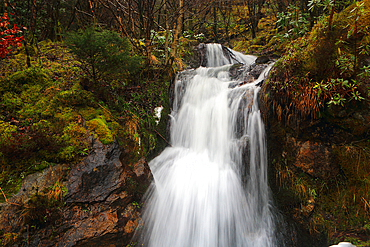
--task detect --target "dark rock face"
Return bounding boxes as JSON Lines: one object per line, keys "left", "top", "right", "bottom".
{"left": 0, "top": 139, "right": 152, "bottom": 247}
{"left": 196, "top": 43, "right": 207, "bottom": 67}
{"left": 66, "top": 140, "right": 124, "bottom": 203}
{"left": 0, "top": 164, "right": 68, "bottom": 233}
{"left": 255, "top": 55, "right": 270, "bottom": 64}
{"left": 172, "top": 69, "right": 196, "bottom": 111}
{"left": 228, "top": 63, "right": 270, "bottom": 86}
{"left": 229, "top": 64, "right": 251, "bottom": 81}
{"left": 263, "top": 89, "right": 370, "bottom": 246}
{"left": 249, "top": 64, "right": 269, "bottom": 79}
{"left": 286, "top": 136, "right": 337, "bottom": 179}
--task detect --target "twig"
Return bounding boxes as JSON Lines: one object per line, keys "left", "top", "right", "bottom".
{"left": 362, "top": 197, "right": 370, "bottom": 209}
{"left": 0, "top": 186, "right": 21, "bottom": 207}
{"left": 154, "top": 130, "right": 172, "bottom": 147}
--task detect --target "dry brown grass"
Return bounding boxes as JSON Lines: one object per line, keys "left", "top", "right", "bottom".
{"left": 263, "top": 75, "right": 324, "bottom": 126}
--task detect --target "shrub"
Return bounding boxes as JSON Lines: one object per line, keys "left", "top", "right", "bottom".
{"left": 66, "top": 26, "right": 142, "bottom": 83}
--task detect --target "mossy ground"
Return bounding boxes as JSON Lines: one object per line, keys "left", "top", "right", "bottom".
{"left": 0, "top": 40, "right": 170, "bottom": 204}
{"left": 233, "top": 13, "right": 278, "bottom": 56}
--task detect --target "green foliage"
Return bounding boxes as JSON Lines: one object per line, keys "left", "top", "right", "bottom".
{"left": 265, "top": 1, "right": 370, "bottom": 122}
{"left": 313, "top": 78, "right": 365, "bottom": 106}
{"left": 268, "top": 3, "right": 370, "bottom": 244}
{"left": 275, "top": 0, "right": 356, "bottom": 41}
{"left": 0, "top": 37, "right": 169, "bottom": 226}
{"left": 0, "top": 42, "right": 96, "bottom": 201}
{"left": 274, "top": 139, "right": 370, "bottom": 244}
{"left": 276, "top": 4, "right": 310, "bottom": 41}
{"left": 0, "top": 121, "right": 17, "bottom": 162}
{"left": 66, "top": 26, "right": 142, "bottom": 82}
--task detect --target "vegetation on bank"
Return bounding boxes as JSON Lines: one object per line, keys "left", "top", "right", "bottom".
{"left": 265, "top": 0, "right": 370, "bottom": 121}
{"left": 263, "top": 1, "right": 370, "bottom": 245}
{"left": 0, "top": 0, "right": 370, "bottom": 246}
{"left": 0, "top": 30, "right": 174, "bottom": 203}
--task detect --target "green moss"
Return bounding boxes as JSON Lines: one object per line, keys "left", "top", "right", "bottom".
{"left": 0, "top": 120, "right": 17, "bottom": 144}
{"left": 78, "top": 107, "right": 103, "bottom": 120}
{"left": 0, "top": 42, "right": 95, "bottom": 201}
{"left": 87, "top": 116, "right": 114, "bottom": 145}
{"left": 7, "top": 67, "right": 51, "bottom": 93}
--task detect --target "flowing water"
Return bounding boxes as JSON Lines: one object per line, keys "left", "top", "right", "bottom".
{"left": 139, "top": 44, "right": 275, "bottom": 247}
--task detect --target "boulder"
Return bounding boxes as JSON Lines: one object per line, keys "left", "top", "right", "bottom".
{"left": 196, "top": 43, "right": 207, "bottom": 67}
{"left": 0, "top": 138, "right": 152, "bottom": 247}
{"left": 250, "top": 63, "right": 269, "bottom": 79}
{"left": 255, "top": 55, "right": 270, "bottom": 64}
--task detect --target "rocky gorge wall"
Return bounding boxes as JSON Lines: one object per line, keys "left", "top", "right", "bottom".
{"left": 263, "top": 101, "right": 370, "bottom": 246}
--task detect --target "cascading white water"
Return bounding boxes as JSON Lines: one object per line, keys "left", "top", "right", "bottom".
{"left": 139, "top": 44, "right": 275, "bottom": 247}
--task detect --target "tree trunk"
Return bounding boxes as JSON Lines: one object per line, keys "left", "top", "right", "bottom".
{"left": 169, "top": 0, "right": 183, "bottom": 64}
{"left": 164, "top": 0, "right": 170, "bottom": 65}
{"left": 213, "top": 2, "right": 218, "bottom": 42}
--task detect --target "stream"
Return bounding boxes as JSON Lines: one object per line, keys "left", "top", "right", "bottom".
{"left": 139, "top": 43, "right": 276, "bottom": 247}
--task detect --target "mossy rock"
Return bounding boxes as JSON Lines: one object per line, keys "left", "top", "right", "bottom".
{"left": 8, "top": 67, "right": 51, "bottom": 92}
{"left": 87, "top": 117, "right": 114, "bottom": 145}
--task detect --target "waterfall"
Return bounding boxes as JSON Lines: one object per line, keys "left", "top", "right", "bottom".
{"left": 138, "top": 44, "right": 275, "bottom": 247}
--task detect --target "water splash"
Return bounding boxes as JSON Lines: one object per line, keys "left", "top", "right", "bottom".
{"left": 139, "top": 43, "right": 275, "bottom": 247}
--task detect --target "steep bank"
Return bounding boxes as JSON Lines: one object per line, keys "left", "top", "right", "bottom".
{"left": 0, "top": 40, "right": 169, "bottom": 246}
{"left": 262, "top": 1, "right": 370, "bottom": 246}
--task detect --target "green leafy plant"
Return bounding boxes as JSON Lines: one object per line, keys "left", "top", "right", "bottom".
{"left": 313, "top": 78, "right": 364, "bottom": 106}
{"left": 276, "top": 4, "right": 310, "bottom": 41}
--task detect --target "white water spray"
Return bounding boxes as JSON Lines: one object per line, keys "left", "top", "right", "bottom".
{"left": 139, "top": 44, "right": 275, "bottom": 247}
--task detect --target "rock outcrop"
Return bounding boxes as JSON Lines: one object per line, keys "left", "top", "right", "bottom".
{"left": 0, "top": 138, "right": 152, "bottom": 247}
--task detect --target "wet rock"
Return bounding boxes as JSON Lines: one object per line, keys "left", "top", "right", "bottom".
{"left": 53, "top": 139, "right": 151, "bottom": 246}
{"left": 196, "top": 43, "right": 207, "bottom": 67}
{"left": 250, "top": 64, "right": 269, "bottom": 79}
{"left": 222, "top": 45, "right": 242, "bottom": 64}
{"left": 255, "top": 55, "right": 270, "bottom": 64}
{"left": 228, "top": 77, "right": 255, "bottom": 89}
{"left": 229, "top": 64, "right": 251, "bottom": 80}
{"left": 60, "top": 209, "right": 119, "bottom": 245}
{"left": 172, "top": 69, "right": 196, "bottom": 110}
{"left": 66, "top": 139, "right": 124, "bottom": 203}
